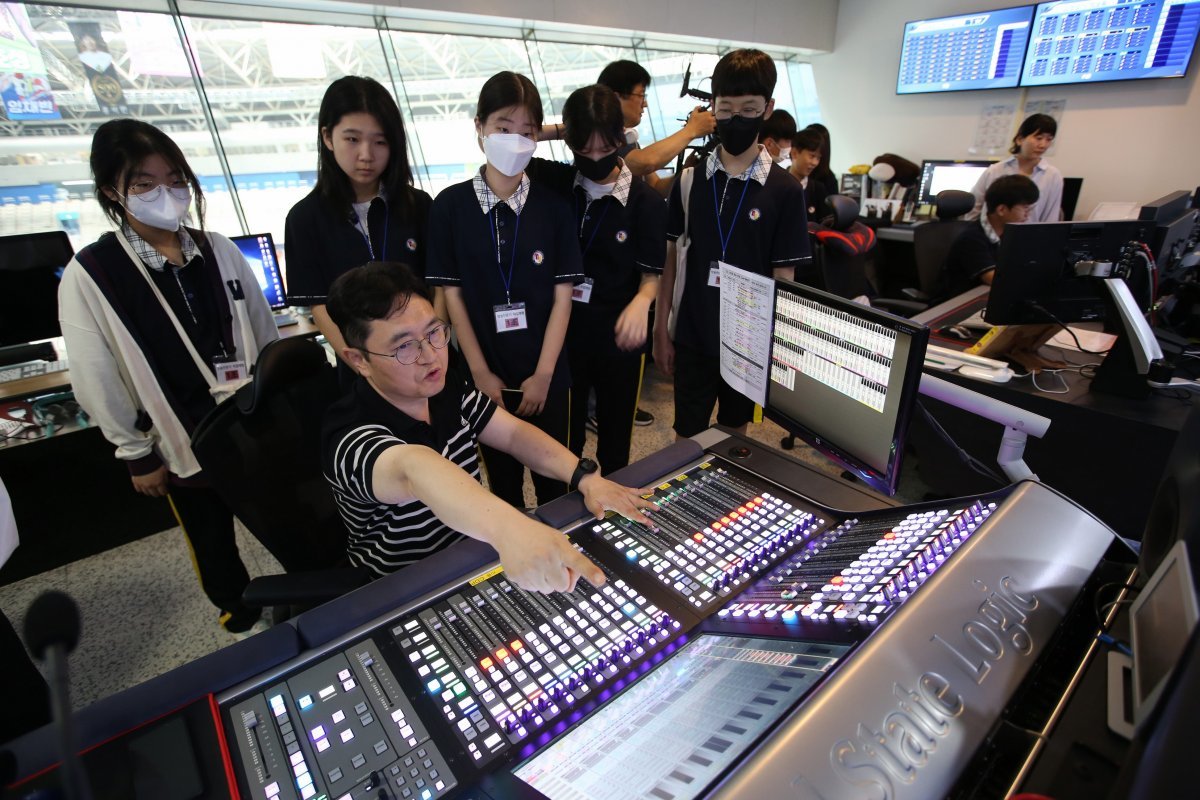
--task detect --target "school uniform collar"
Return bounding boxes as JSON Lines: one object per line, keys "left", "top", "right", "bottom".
{"left": 122, "top": 223, "right": 200, "bottom": 272}
{"left": 473, "top": 167, "right": 531, "bottom": 215}
{"left": 347, "top": 188, "right": 387, "bottom": 222}
{"left": 980, "top": 214, "right": 1002, "bottom": 245}
{"left": 573, "top": 160, "right": 633, "bottom": 206}
{"left": 706, "top": 144, "right": 772, "bottom": 186}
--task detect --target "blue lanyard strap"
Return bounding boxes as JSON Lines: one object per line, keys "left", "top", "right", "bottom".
{"left": 354, "top": 197, "right": 389, "bottom": 261}
{"left": 711, "top": 171, "right": 752, "bottom": 262}
{"left": 577, "top": 195, "right": 613, "bottom": 258}
{"left": 487, "top": 203, "right": 522, "bottom": 305}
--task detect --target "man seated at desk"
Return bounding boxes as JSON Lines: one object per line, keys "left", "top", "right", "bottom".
{"left": 944, "top": 174, "right": 1039, "bottom": 298}
{"left": 321, "top": 262, "right": 655, "bottom": 593}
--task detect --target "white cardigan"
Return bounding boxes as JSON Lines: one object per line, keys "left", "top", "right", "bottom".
{"left": 58, "top": 229, "right": 280, "bottom": 478}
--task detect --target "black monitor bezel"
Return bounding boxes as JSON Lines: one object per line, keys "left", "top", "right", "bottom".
{"left": 0, "top": 230, "right": 74, "bottom": 348}
{"left": 764, "top": 280, "right": 929, "bottom": 497}
{"left": 896, "top": 5, "right": 1037, "bottom": 95}
{"left": 916, "top": 159, "right": 994, "bottom": 206}
{"left": 230, "top": 232, "right": 286, "bottom": 310}
{"left": 984, "top": 220, "right": 1152, "bottom": 325}
{"left": 1019, "top": 0, "right": 1200, "bottom": 89}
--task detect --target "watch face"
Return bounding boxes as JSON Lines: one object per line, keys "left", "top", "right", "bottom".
{"left": 580, "top": 458, "right": 598, "bottom": 473}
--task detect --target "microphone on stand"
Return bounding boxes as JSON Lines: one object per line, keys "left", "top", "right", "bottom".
{"left": 23, "top": 591, "right": 91, "bottom": 800}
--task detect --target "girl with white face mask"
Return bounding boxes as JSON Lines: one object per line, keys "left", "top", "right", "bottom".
{"left": 426, "top": 71, "right": 581, "bottom": 510}
{"left": 57, "top": 119, "right": 278, "bottom": 638}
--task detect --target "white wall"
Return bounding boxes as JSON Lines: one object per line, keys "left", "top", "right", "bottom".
{"left": 813, "top": 0, "right": 1200, "bottom": 218}
{"left": 371, "top": 0, "right": 839, "bottom": 52}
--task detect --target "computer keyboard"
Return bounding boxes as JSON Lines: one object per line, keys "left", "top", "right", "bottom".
{"left": 0, "top": 359, "right": 69, "bottom": 384}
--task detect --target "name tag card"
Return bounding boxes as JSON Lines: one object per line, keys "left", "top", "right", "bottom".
{"left": 572, "top": 278, "right": 595, "bottom": 304}
{"left": 494, "top": 302, "right": 528, "bottom": 332}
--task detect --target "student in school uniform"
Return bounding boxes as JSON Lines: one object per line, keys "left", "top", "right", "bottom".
{"left": 789, "top": 127, "right": 829, "bottom": 218}
{"left": 803, "top": 122, "right": 839, "bottom": 199}
{"left": 653, "top": 49, "right": 812, "bottom": 440}
{"left": 527, "top": 85, "right": 666, "bottom": 474}
{"left": 425, "top": 71, "right": 581, "bottom": 509}
{"left": 759, "top": 109, "right": 796, "bottom": 165}
{"left": 58, "top": 119, "right": 279, "bottom": 637}
{"left": 285, "top": 76, "right": 434, "bottom": 364}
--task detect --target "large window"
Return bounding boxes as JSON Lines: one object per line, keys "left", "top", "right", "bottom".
{"left": 1, "top": 0, "right": 820, "bottom": 276}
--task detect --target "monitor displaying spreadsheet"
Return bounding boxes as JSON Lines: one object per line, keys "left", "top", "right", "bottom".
{"left": 897, "top": 6, "right": 1036, "bottom": 93}
{"left": 1020, "top": 0, "right": 1200, "bottom": 86}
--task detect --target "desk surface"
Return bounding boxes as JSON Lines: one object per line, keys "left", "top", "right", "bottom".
{"left": 0, "top": 316, "right": 322, "bottom": 403}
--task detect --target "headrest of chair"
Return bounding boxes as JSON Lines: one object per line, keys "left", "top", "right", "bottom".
{"left": 824, "top": 194, "right": 860, "bottom": 230}
{"left": 808, "top": 221, "right": 877, "bottom": 256}
{"left": 935, "top": 189, "right": 976, "bottom": 220}
{"left": 237, "top": 337, "right": 333, "bottom": 415}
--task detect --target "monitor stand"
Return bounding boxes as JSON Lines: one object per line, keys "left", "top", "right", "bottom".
{"left": 1091, "top": 278, "right": 1164, "bottom": 400}
{"left": 0, "top": 342, "right": 57, "bottom": 369}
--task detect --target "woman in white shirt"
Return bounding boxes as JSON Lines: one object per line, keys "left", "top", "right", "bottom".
{"left": 969, "top": 113, "right": 1063, "bottom": 224}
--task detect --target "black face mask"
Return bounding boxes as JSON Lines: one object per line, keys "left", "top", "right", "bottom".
{"left": 574, "top": 152, "right": 619, "bottom": 182}
{"left": 716, "top": 115, "right": 765, "bottom": 157}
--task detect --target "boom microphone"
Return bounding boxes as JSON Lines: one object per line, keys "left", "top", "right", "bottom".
{"left": 23, "top": 591, "right": 92, "bottom": 800}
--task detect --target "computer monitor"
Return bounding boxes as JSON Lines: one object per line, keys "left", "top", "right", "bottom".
{"left": 765, "top": 280, "right": 929, "bottom": 496}
{"left": 1020, "top": 0, "right": 1200, "bottom": 88}
{"left": 1140, "top": 191, "right": 1200, "bottom": 275}
{"left": 230, "top": 232, "right": 286, "bottom": 310}
{"left": 916, "top": 160, "right": 992, "bottom": 206}
{"left": 1062, "top": 176, "right": 1084, "bottom": 220}
{"left": 897, "top": 6, "right": 1036, "bottom": 94}
{"left": 0, "top": 231, "right": 72, "bottom": 350}
{"left": 984, "top": 220, "right": 1153, "bottom": 325}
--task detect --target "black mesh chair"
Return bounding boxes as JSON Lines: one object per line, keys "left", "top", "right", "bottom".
{"left": 191, "top": 337, "right": 368, "bottom": 610}
{"left": 807, "top": 194, "right": 878, "bottom": 299}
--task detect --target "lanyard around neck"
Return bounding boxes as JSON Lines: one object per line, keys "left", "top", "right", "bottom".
{"left": 487, "top": 202, "right": 522, "bottom": 305}
{"left": 711, "top": 171, "right": 752, "bottom": 262}
{"left": 576, "top": 194, "right": 613, "bottom": 258}
{"left": 354, "top": 197, "right": 388, "bottom": 261}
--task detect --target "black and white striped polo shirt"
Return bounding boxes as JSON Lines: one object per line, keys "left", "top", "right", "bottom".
{"left": 322, "top": 368, "right": 497, "bottom": 577}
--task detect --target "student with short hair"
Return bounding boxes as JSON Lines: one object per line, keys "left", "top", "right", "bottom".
{"left": 285, "top": 77, "right": 435, "bottom": 363}
{"left": 321, "top": 262, "right": 653, "bottom": 587}
{"left": 526, "top": 85, "right": 666, "bottom": 474}
{"left": 653, "top": 49, "right": 811, "bottom": 440}
{"left": 759, "top": 109, "right": 796, "bottom": 164}
{"left": 802, "top": 122, "right": 838, "bottom": 198}
{"left": 969, "top": 113, "right": 1062, "bottom": 223}
{"left": 425, "top": 71, "right": 579, "bottom": 509}
{"left": 789, "top": 127, "right": 827, "bottom": 218}
{"left": 944, "top": 174, "right": 1039, "bottom": 298}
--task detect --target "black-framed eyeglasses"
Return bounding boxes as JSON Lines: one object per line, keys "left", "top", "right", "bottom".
{"left": 622, "top": 91, "right": 647, "bottom": 101}
{"left": 362, "top": 323, "right": 452, "bottom": 365}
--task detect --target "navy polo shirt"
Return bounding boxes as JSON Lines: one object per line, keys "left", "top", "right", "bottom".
{"left": 425, "top": 176, "right": 582, "bottom": 391}
{"left": 284, "top": 187, "right": 433, "bottom": 306}
{"left": 667, "top": 151, "right": 811, "bottom": 358}
{"left": 527, "top": 158, "right": 666, "bottom": 355}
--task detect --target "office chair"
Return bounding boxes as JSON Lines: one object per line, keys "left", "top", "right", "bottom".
{"left": 807, "top": 194, "right": 878, "bottom": 299}
{"left": 874, "top": 189, "right": 976, "bottom": 316}
{"left": 191, "top": 337, "right": 368, "bottom": 611}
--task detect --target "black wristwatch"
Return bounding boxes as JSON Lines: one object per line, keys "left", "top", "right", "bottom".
{"left": 569, "top": 457, "right": 599, "bottom": 492}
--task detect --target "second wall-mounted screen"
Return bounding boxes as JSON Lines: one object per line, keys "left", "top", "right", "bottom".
{"left": 897, "top": 6, "right": 1035, "bottom": 93}
{"left": 1020, "top": 0, "right": 1200, "bottom": 86}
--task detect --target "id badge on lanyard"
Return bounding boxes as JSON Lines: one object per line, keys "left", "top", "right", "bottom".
{"left": 572, "top": 278, "right": 595, "bottom": 303}
{"left": 494, "top": 302, "right": 528, "bottom": 332}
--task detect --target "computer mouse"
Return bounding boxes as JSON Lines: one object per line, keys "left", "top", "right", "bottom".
{"left": 938, "top": 325, "right": 975, "bottom": 341}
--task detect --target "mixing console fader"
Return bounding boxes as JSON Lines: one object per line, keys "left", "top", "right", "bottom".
{"left": 578, "top": 460, "right": 828, "bottom": 614}
{"left": 718, "top": 499, "right": 998, "bottom": 631}
{"left": 391, "top": 559, "right": 681, "bottom": 766}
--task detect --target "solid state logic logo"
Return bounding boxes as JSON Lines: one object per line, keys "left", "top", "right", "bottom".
{"left": 531, "top": 250, "right": 545, "bottom": 265}
{"left": 812, "top": 575, "right": 1041, "bottom": 800}
{"left": 748, "top": 208, "right": 762, "bottom": 221}
{"left": 406, "top": 238, "right": 418, "bottom": 251}
{"left": 615, "top": 230, "right": 628, "bottom": 243}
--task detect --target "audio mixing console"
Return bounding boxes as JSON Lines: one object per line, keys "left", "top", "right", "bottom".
{"left": 216, "top": 455, "right": 1115, "bottom": 800}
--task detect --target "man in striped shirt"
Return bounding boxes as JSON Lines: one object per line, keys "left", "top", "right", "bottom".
{"left": 322, "top": 262, "right": 654, "bottom": 593}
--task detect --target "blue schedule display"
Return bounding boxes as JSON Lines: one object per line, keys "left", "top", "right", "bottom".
{"left": 1021, "top": 0, "right": 1200, "bottom": 86}
{"left": 897, "top": 6, "right": 1035, "bottom": 93}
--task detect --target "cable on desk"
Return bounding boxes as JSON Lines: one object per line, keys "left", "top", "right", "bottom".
{"left": 1028, "top": 302, "right": 1113, "bottom": 355}
{"left": 1094, "top": 580, "right": 1140, "bottom": 629}
{"left": 915, "top": 401, "right": 1006, "bottom": 485}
